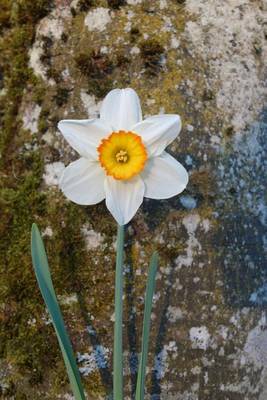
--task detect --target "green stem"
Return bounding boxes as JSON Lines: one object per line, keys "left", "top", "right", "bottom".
{"left": 113, "top": 224, "right": 125, "bottom": 400}
{"left": 135, "top": 251, "right": 159, "bottom": 400}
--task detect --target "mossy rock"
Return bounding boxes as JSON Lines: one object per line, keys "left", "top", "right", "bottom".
{"left": 0, "top": 0, "right": 266, "bottom": 398}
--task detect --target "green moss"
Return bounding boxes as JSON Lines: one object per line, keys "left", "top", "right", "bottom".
{"left": 0, "top": 1, "right": 68, "bottom": 395}
{"left": 224, "top": 125, "right": 234, "bottom": 137}
{"left": 75, "top": 50, "right": 114, "bottom": 79}
{"left": 38, "top": 108, "right": 50, "bottom": 133}
{"left": 0, "top": 379, "right": 16, "bottom": 397}
{"left": 0, "top": 0, "right": 244, "bottom": 397}
{"left": 129, "top": 26, "right": 141, "bottom": 42}
{"left": 202, "top": 88, "right": 214, "bottom": 102}
{"left": 253, "top": 39, "right": 262, "bottom": 55}
{"left": 140, "top": 38, "right": 165, "bottom": 75}
{"left": 53, "top": 87, "right": 70, "bottom": 107}
{"left": 60, "top": 32, "right": 68, "bottom": 43}
{"left": 39, "top": 35, "right": 53, "bottom": 68}
{"left": 0, "top": 152, "right": 53, "bottom": 374}
{"left": 77, "top": 0, "right": 94, "bottom": 12}
{"left": 107, "top": 0, "right": 125, "bottom": 9}
{"left": 74, "top": 50, "right": 114, "bottom": 97}
{"left": 0, "top": 0, "right": 12, "bottom": 33}
{"left": 46, "top": 67, "right": 62, "bottom": 83}
{"left": 30, "top": 76, "right": 47, "bottom": 105}
{"left": 15, "top": 393, "right": 28, "bottom": 400}
{"left": 11, "top": 0, "right": 54, "bottom": 26}
{"left": 0, "top": 0, "right": 52, "bottom": 167}
{"left": 189, "top": 169, "right": 216, "bottom": 202}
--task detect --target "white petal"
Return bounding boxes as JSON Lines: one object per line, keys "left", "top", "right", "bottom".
{"left": 132, "top": 114, "right": 181, "bottom": 156}
{"left": 58, "top": 119, "right": 112, "bottom": 159}
{"left": 104, "top": 176, "right": 145, "bottom": 225}
{"left": 60, "top": 158, "right": 105, "bottom": 205}
{"left": 100, "top": 88, "right": 142, "bottom": 131}
{"left": 142, "top": 152, "right": 188, "bottom": 199}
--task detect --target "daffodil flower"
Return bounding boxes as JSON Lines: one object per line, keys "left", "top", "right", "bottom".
{"left": 58, "top": 88, "right": 188, "bottom": 225}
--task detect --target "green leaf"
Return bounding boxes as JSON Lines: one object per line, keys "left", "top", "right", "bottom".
{"left": 135, "top": 251, "right": 159, "bottom": 400}
{"left": 31, "top": 223, "right": 86, "bottom": 400}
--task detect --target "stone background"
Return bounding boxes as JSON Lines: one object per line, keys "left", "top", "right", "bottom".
{"left": 0, "top": 0, "right": 267, "bottom": 399}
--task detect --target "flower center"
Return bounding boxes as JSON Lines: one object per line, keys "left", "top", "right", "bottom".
{"left": 115, "top": 150, "right": 128, "bottom": 163}
{"left": 97, "top": 130, "right": 147, "bottom": 180}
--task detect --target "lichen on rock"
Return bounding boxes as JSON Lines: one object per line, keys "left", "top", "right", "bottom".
{"left": 0, "top": 0, "right": 266, "bottom": 398}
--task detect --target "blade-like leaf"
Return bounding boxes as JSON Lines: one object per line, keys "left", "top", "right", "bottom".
{"left": 135, "top": 251, "right": 159, "bottom": 400}
{"left": 31, "top": 223, "right": 85, "bottom": 400}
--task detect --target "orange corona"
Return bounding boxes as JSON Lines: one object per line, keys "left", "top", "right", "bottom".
{"left": 97, "top": 131, "right": 147, "bottom": 180}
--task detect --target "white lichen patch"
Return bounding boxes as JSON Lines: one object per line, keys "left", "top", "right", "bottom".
{"left": 22, "top": 104, "right": 41, "bottom": 134}
{"left": 167, "top": 306, "right": 183, "bottom": 323}
{"left": 58, "top": 294, "right": 78, "bottom": 306}
{"left": 42, "top": 130, "right": 54, "bottom": 145}
{"left": 170, "top": 35, "right": 180, "bottom": 49}
{"left": 201, "top": 219, "right": 210, "bottom": 233}
{"left": 189, "top": 326, "right": 211, "bottom": 350}
{"left": 233, "top": 123, "right": 267, "bottom": 226}
{"left": 185, "top": 0, "right": 267, "bottom": 132}
{"left": 175, "top": 214, "right": 201, "bottom": 269}
{"left": 77, "top": 346, "right": 110, "bottom": 376}
{"left": 244, "top": 313, "right": 267, "bottom": 368}
{"left": 27, "top": 317, "right": 37, "bottom": 326}
{"left": 127, "top": 0, "right": 142, "bottom": 4}
{"left": 62, "top": 68, "right": 70, "bottom": 81}
{"left": 179, "top": 195, "right": 197, "bottom": 209}
{"left": 38, "top": 7, "right": 71, "bottom": 39}
{"left": 43, "top": 162, "right": 65, "bottom": 186}
{"left": 153, "top": 341, "right": 178, "bottom": 380}
{"left": 162, "top": 16, "right": 175, "bottom": 33}
{"left": 229, "top": 312, "right": 242, "bottom": 329}
{"left": 218, "top": 118, "right": 267, "bottom": 228}
{"left": 60, "top": 394, "right": 75, "bottom": 400}
{"left": 159, "top": 0, "right": 167, "bottom": 10}
{"left": 81, "top": 224, "right": 104, "bottom": 250}
{"left": 130, "top": 46, "right": 140, "bottom": 55}
{"left": 41, "top": 311, "right": 52, "bottom": 325}
{"left": 29, "top": 7, "right": 71, "bottom": 82}
{"left": 218, "top": 314, "right": 267, "bottom": 399}
{"left": 249, "top": 283, "right": 267, "bottom": 306}
{"left": 42, "top": 226, "right": 53, "bottom": 237}
{"left": 191, "top": 365, "right": 201, "bottom": 375}
{"left": 84, "top": 8, "right": 111, "bottom": 32}
{"left": 29, "top": 42, "right": 48, "bottom": 82}
{"left": 70, "top": 0, "right": 79, "bottom": 10}
{"left": 80, "top": 91, "right": 102, "bottom": 118}
{"left": 216, "top": 325, "right": 229, "bottom": 342}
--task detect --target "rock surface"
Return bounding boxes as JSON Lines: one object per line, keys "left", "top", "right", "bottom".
{"left": 0, "top": 0, "right": 266, "bottom": 399}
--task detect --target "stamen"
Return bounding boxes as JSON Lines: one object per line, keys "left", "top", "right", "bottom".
{"left": 116, "top": 150, "right": 128, "bottom": 163}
